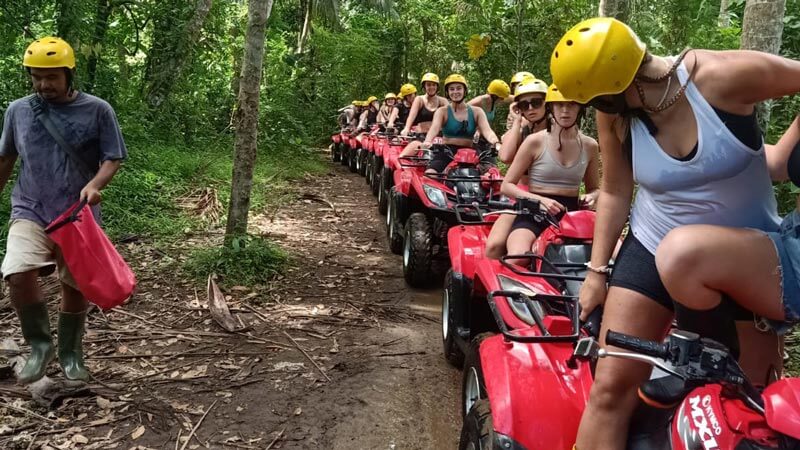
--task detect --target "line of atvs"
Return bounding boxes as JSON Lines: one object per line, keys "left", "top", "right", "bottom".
{"left": 330, "top": 125, "right": 800, "bottom": 450}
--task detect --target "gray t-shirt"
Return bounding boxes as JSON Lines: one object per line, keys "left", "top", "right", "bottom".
{"left": 0, "top": 92, "right": 127, "bottom": 226}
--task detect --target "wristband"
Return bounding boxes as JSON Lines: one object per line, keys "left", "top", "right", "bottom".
{"left": 585, "top": 262, "right": 611, "bottom": 275}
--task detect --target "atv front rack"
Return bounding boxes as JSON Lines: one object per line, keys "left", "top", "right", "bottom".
{"left": 487, "top": 289, "right": 581, "bottom": 343}
{"left": 500, "top": 254, "right": 588, "bottom": 282}
{"left": 453, "top": 202, "right": 508, "bottom": 225}
{"left": 398, "top": 155, "right": 430, "bottom": 168}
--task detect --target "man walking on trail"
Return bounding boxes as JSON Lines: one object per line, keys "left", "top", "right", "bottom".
{"left": 0, "top": 37, "right": 127, "bottom": 383}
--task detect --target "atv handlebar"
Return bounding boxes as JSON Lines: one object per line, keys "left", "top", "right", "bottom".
{"left": 576, "top": 329, "right": 765, "bottom": 413}
{"left": 605, "top": 330, "right": 670, "bottom": 359}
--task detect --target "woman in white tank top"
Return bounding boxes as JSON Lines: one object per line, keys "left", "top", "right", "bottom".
{"left": 485, "top": 78, "right": 551, "bottom": 259}
{"left": 498, "top": 84, "right": 599, "bottom": 265}
{"left": 550, "top": 18, "right": 800, "bottom": 450}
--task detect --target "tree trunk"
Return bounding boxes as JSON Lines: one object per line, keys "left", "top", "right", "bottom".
{"left": 598, "top": 0, "right": 629, "bottom": 22}
{"left": 296, "top": 0, "right": 312, "bottom": 54}
{"left": 144, "top": 0, "right": 215, "bottom": 109}
{"left": 718, "top": 0, "right": 731, "bottom": 27}
{"left": 740, "top": 0, "right": 786, "bottom": 134}
{"left": 86, "top": 0, "right": 112, "bottom": 93}
{"left": 57, "top": 0, "right": 82, "bottom": 45}
{"left": 225, "top": 0, "right": 274, "bottom": 239}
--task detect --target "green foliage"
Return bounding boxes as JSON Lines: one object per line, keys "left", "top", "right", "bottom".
{"left": 184, "top": 234, "right": 288, "bottom": 286}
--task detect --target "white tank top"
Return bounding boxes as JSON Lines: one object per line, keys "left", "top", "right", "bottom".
{"left": 629, "top": 62, "right": 780, "bottom": 254}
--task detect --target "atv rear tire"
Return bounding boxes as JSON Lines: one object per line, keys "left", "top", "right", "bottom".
{"left": 403, "top": 213, "right": 433, "bottom": 287}
{"left": 349, "top": 147, "right": 358, "bottom": 173}
{"left": 458, "top": 399, "right": 495, "bottom": 450}
{"left": 358, "top": 149, "right": 368, "bottom": 176}
{"left": 387, "top": 189, "right": 404, "bottom": 254}
{"left": 443, "top": 269, "right": 467, "bottom": 368}
{"left": 378, "top": 166, "right": 392, "bottom": 215}
{"left": 462, "top": 333, "right": 494, "bottom": 417}
{"left": 370, "top": 159, "right": 381, "bottom": 196}
{"left": 365, "top": 153, "right": 373, "bottom": 185}
{"left": 331, "top": 143, "right": 340, "bottom": 162}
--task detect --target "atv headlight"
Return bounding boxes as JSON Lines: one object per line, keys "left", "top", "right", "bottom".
{"left": 497, "top": 275, "right": 545, "bottom": 326}
{"left": 423, "top": 184, "right": 447, "bottom": 208}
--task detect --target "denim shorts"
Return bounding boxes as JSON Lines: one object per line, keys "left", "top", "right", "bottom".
{"left": 765, "top": 210, "right": 800, "bottom": 333}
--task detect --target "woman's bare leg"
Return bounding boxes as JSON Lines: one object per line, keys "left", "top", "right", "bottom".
{"left": 505, "top": 227, "right": 536, "bottom": 266}
{"left": 575, "top": 287, "right": 673, "bottom": 450}
{"left": 485, "top": 215, "right": 515, "bottom": 259}
{"left": 656, "top": 224, "right": 786, "bottom": 384}
{"left": 656, "top": 225, "right": 785, "bottom": 320}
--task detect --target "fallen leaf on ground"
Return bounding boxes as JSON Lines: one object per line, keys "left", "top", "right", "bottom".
{"left": 131, "top": 425, "right": 145, "bottom": 440}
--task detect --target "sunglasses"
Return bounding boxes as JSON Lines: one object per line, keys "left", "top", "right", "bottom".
{"left": 517, "top": 98, "right": 545, "bottom": 111}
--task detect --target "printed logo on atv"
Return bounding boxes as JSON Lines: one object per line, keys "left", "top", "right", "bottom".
{"left": 676, "top": 394, "right": 721, "bottom": 450}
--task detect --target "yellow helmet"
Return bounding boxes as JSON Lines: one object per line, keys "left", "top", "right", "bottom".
{"left": 384, "top": 92, "right": 397, "bottom": 100}
{"left": 366, "top": 96, "right": 378, "bottom": 104}
{"left": 514, "top": 78, "right": 548, "bottom": 97}
{"left": 23, "top": 37, "right": 76, "bottom": 69}
{"left": 510, "top": 71, "right": 535, "bottom": 85}
{"left": 399, "top": 83, "right": 417, "bottom": 98}
{"left": 545, "top": 84, "right": 574, "bottom": 103}
{"left": 421, "top": 72, "right": 440, "bottom": 85}
{"left": 444, "top": 74, "right": 468, "bottom": 90}
{"left": 550, "top": 17, "right": 646, "bottom": 103}
{"left": 351, "top": 100, "right": 360, "bottom": 106}
{"left": 487, "top": 79, "right": 511, "bottom": 99}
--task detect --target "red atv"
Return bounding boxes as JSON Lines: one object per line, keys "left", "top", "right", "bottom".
{"left": 565, "top": 330, "right": 800, "bottom": 450}
{"left": 369, "top": 129, "right": 394, "bottom": 197}
{"left": 378, "top": 132, "right": 426, "bottom": 215}
{"left": 443, "top": 199, "right": 596, "bottom": 449}
{"left": 330, "top": 131, "right": 344, "bottom": 163}
{"left": 365, "top": 127, "right": 390, "bottom": 192}
{"left": 387, "top": 143, "right": 502, "bottom": 287}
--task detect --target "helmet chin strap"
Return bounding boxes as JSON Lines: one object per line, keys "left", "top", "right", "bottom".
{"left": 552, "top": 114, "right": 579, "bottom": 152}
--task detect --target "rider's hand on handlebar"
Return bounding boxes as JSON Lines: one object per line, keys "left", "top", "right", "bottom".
{"left": 539, "top": 197, "right": 565, "bottom": 216}
{"left": 581, "top": 191, "right": 599, "bottom": 210}
{"left": 400, "top": 128, "right": 410, "bottom": 137}
{"left": 579, "top": 273, "right": 608, "bottom": 321}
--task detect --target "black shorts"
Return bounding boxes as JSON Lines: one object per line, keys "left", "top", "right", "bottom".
{"left": 428, "top": 148, "right": 454, "bottom": 173}
{"left": 510, "top": 195, "right": 580, "bottom": 236}
{"left": 610, "top": 233, "right": 752, "bottom": 319}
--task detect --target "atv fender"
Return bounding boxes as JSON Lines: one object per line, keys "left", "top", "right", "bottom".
{"left": 393, "top": 168, "right": 415, "bottom": 197}
{"left": 447, "top": 225, "right": 489, "bottom": 279}
{"left": 479, "top": 332, "right": 593, "bottom": 450}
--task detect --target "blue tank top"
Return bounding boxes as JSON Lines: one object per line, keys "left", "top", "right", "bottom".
{"left": 629, "top": 62, "right": 781, "bottom": 254}
{"left": 483, "top": 98, "right": 496, "bottom": 122}
{"left": 442, "top": 105, "right": 476, "bottom": 139}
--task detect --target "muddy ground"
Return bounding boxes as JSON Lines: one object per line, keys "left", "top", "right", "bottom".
{"left": 0, "top": 154, "right": 461, "bottom": 449}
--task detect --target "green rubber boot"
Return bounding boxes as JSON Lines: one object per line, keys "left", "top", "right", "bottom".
{"left": 16, "top": 303, "right": 55, "bottom": 383}
{"left": 57, "top": 310, "right": 89, "bottom": 381}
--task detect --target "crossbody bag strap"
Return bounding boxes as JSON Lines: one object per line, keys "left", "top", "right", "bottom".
{"left": 28, "top": 95, "right": 96, "bottom": 181}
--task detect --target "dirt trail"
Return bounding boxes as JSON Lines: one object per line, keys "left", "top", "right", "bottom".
{"left": 0, "top": 155, "right": 461, "bottom": 449}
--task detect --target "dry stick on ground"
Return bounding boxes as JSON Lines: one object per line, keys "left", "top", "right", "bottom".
{"left": 265, "top": 428, "right": 286, "bottom": 450}
{"left": 179, "top": 399, "right": 217, "bottom": 450}
{"left": 0, "top": 401, "right": 57, "bottom": 423}
{"left": 24, "top": 425, "right": 44, "bottom": 450}
{"left": 299, "top": 193, "right": 339, "bottom": 216}
{"left": 283, "top": 331, "right": 331, "bottom": 382}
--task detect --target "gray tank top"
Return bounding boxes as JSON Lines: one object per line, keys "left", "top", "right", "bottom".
{"left": 528, "top": 134, "right": 588, "bottom": 192}
{"left": 629, "top": 62, "right": 780, "bottom": 254}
